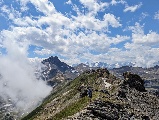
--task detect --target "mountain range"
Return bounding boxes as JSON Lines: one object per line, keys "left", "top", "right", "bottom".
{"left": 1, "top": 56, "right": 159, "bottom": 119}
{"left": 40, "top": 56, "right": 159, "bottom": 93}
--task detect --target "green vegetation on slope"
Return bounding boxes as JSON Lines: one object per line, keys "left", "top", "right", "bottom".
{"left": 53, "top": 96, "right": 89, "bottom": 120}
{"left": 22, "top": 69, "right": 112, "bottom": 120}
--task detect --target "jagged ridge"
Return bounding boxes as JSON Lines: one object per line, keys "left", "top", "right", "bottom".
{"left": 22, "top": 69, "right": 159, "bottom": 120}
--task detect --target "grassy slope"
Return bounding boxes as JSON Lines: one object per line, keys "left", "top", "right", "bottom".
{"left": 22, "top": 70, "right": 115, "bottom": 120}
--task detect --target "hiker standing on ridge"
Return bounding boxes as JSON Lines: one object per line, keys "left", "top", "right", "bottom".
{"left": 87, "top": 87, "right": 92, "bottom": 102}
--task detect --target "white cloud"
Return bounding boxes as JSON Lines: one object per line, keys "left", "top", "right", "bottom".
{"left": 71, "top": 43, "right": 159, "bottom": 68}
{"left": 124, "top": 2, "right": 142, "bottom": 12}
{"left": 129, "top": 23, "right": 159, "bottom": 46}
{"left": 13, "top": 16, "right": 38, "bottom": 27}
{"left": 111, "top": 0, "right": 126, "bottom": 6}
{"left": 0, "top": 0, "right": 123, "bottom": 60}
{"left": 111, "top": 0, "right": 118, "bottom": 5}
{"left": 133, "top": 31, "right": 159, "bottom": 45}
{"left": 0, "top": 1, "right": 131, "bottom": 68}
{"left": 30, "top": 0, "right": 56, "bottom": 15}
{"left": 111, "top": 35, "right": 130, "bottom": 44}
{"left": 66, "top": 0, "right": 72, "bottom": 5}
{"left": 1, "top": 5, "right": 9, "bottom": 13}
{"left": 103, "top": 13, "right": 121, "bottom": 28}
{"left": 28, "top": 57, "right": 44, "bottom": 64}
{"left": 0, "top": 35, "right": 51, "bottom": 115}
{"left": 16, "top": 0, "right": 56, "bottom": 16}
{"left": 124, "top": 43, "right": 159, "bottom": 67}
{"left": 154, "top": 11, "right": 159, "bottom": 20}
{"left": 1, "top": 5, "right": 21, "bottom": 20}
{"left": 34, "top": 48, "right": 53, "bottom": 55}
{"left": 1, "top": 0, "right": 159, "bottom": 69}
{"left": 17, "top": 0, "right": 30, "bottom": 6}
{"left": 139, "top": 12, "right": 149, "bottom": 21}
{"left": 120, "top": 23, "right": 159, "bottom": 67}
{"left": 71, "top": 13, "right": 121, "bottom": 32}
{"left": 79, "top": 0, "right": 109, "bottom": 15}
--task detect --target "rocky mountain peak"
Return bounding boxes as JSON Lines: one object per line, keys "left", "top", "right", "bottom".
{"left": 42, "top": 56, "right": 73, "bottom": 73}
{"left": 40, "top": 56, "right": 77, "bottom": 86}
{"left": 42, "top": 56, "right": 60, "bottom": 64}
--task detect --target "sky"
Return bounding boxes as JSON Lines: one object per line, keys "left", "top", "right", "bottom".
{"left": 0, "top": 0, "right": 159, "bottom": 67}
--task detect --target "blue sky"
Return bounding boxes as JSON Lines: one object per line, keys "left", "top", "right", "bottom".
{"left": 0, "top": 0, "right": 159, "bottom": 67}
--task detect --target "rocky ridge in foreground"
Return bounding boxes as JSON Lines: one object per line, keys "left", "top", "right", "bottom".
{"left": 22, "top": 69, "right": 159, "bottom": 120}
{"left": 68, "top": 73, "right": 159, "bottom": 119}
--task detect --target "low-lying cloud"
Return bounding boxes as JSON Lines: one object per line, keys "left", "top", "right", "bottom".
{"left": 0, "top": 37, "right": 52, "bottom": 115}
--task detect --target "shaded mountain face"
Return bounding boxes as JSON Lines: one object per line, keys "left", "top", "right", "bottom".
{"left": 41, "top": 56, "right": 76, "bottom": 86}
{"left": 42, "top": 56, "right": 73, "bottom": 73}
{"left": 22, "top": 68, "right": 159, "bottom": 120}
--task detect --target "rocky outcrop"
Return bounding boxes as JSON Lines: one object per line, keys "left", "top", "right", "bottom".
{"left": 67, "top": 100, "right": 130, "bottom": 120}
{"left": 67, "top": 73, "right": 159, "bottom": 120}
{"left": 123, "top": 72, "right": 146, "bottom": 92}
{"left": 110, "top": 65, "right": 159, "bottom": 95}
{"left": 68, "top": 89, "right": 159, "bottom": 119}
